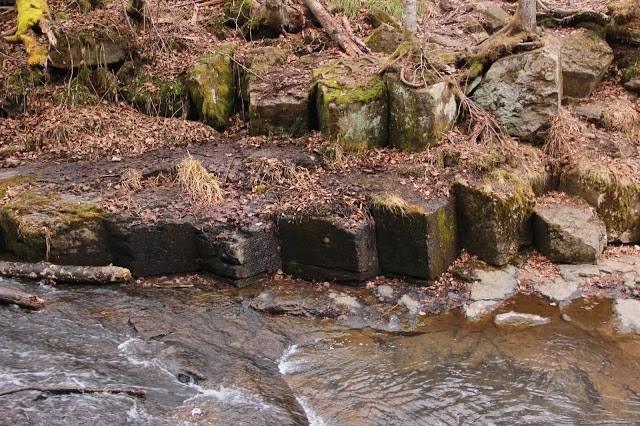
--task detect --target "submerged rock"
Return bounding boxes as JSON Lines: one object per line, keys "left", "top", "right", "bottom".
{"left": 494, "top": 311, "right": 551, "bottom": 327}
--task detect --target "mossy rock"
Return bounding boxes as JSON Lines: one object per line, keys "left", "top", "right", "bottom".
{"left": 364, "top": 23, "right": 403, "bottom": 54}
{"left": 48, "top": 27, "right": 131, "bottom": 69}
{"left": 560, "top": 161, "right": 640, "bottom": 243}
{"left": 53, "top": 66, "right": 102, "bottom": 106}
{"left": 186, "top": 44, "right": 236, "bottom": 130}
{"left": 311, "top": 57, "right": 388, "bottom": 152}
{"left": 238, "top": 46, "right": 286, "bottom": 104}
{"left": 560, "top": 32, "right": 613, "bottom": 99}
{"left": 77, "top": 0, "right": 104, "bottom": 13}
{"left": 385, "top": 73, "right": 457, "bottom": 152}
{"left": 224, "top": 0, "right": 254, "bottom": 27}
{"left": 2, "top": 67, "right": 44, "bottom": 117}
{"left": 454, "top": 171, "right": 536, "bottom": 266}
{"left": 607, "top": 0, "right": 640, "bottom": 45}
{"left": 118, "top": 65, "right": 189, "bottom": 118}
{"left": 0, "top": 189, "right": 111, "bottom": 265}
{"left": 364, "top": 7, "right": 400, "bottom": 29}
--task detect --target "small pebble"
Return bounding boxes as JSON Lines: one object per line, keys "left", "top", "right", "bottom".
{"left": 561, "top": 313, "right": 571, "bottom": 322}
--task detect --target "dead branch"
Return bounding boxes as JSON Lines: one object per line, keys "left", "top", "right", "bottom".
{"left": 0, "top": 385, "right": 147, "bottom": 397}
{"left": 302, "top": 0, "right": 363, "bottom": 57}
{"left": 536, "top": 0, "right": 610, "bottom": 27}
{"left": 0, "top": 286, "right": 45, "bottom": 309}
{"left": 0, "top": 261, "right": 133, "bottom": 284}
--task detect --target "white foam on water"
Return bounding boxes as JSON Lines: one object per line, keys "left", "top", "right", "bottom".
{"left": 296, "top": 396, "right": 326, "bottom": 426}
{"left": 185, "top": 384, "right": 277, "bottom": 412}
{"left": 117, "top": 337, "right": 157, "bottom": 368}
{"left": 277, "top": 344, "right": 305, "bottom": 375}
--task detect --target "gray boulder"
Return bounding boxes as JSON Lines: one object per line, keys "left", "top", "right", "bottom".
{"left": 386, "top": 74, "right": 457, "bottom": 152}
{"left": 533, "top": 195, "right": 607, "bottom": 264}
{"left": 364, "top": 23, "right": 403, "bottom": 54}
{"left": 454, "top": 171, "right": 536, "bottom": 266}
{"left": 472, "top": 2, "right": 511, "bottom": 33}
{"left": 560, "top": 32, "right": 613, "bottom": 99}
{"left": 473, "top": 37, "right": 561, "bottom": 141}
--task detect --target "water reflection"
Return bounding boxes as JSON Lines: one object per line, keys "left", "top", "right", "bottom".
{"left": 0, "top": 278, "right": 639, "bottom": 425}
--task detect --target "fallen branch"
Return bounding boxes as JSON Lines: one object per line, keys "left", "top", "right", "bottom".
{"left": 302, "top": 0, "right": 363, "bottom": 57}
{"left": 536, "top": 0, "right": 610, "bottom": 27}
{"left": 0, "top": 385, "right": 146, "bottom": 397}
{"left": 0, "top": 261, "right": 132, "bottom": 284}
{"left": 0, "top": 286, "right": 45, "bottom": 309}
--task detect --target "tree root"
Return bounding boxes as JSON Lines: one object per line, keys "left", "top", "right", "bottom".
{"left": 0, "top": 385, "right": 147, "bottom": 398}
{"left": 536, "top": 0, "right": 610, "bottom": 27}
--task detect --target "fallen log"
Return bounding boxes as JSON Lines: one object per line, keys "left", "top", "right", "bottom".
{"left": 0, "top": 286, "right": 44, "bottom": 309}
{"left": 0, "top": 261, "right": 132, "bottom": 284}
{"left": 302, "top": 0, "right": 363, "bottom": 56}
{"left": 0, "top": 385, "right": 146, "bottom": 397}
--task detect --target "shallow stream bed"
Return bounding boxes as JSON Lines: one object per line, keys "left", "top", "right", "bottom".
{"left": 1, "top": 278, "right": 639, "bottom": 425}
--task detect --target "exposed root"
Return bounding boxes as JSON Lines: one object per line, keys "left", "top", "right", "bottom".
{"left": 452, "top": 79, "right": 513, "bottom": 152}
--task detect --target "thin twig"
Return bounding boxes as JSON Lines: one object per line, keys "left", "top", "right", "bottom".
{"left": 0, "top": 385, "right": 147, "bottom": 397}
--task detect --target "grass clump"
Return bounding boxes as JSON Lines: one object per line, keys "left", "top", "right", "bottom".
{"left": 175, "top": 154, "right": 223, "bottom": 204}
{"left": 120, "top": 169, "right": 143, "bottom": 192}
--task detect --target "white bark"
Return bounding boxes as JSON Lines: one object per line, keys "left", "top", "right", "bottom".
{"left": 403, "top": 0, "right": 417, "bottom": 35}
{"left": 515, "top": 0, "right": 537, "bottom": 32}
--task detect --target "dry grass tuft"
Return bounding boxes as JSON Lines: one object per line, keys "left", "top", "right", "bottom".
{"left": 371, "top": 194, "right": 409, "bottom": 215}
{"left": 543, "top": 107, "right": 582, "bottom": 160}
{"left": 120, "top": 169, "right": 143, "bottom": 192}
{"left": 175, "top": 154, "right": 223, "bottom": 205}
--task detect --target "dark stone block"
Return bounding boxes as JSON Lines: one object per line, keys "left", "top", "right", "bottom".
{"left": 106, "top": 219, "right": 197, "bottom": 276}
{"left": 195, "top": 223, "right": 281, "bottom": 287}
{"left": 278, "top": 216, "right": 379, "bottom": 282}
{"left": 372, "top": 197, "right": 459, "bottom": 280}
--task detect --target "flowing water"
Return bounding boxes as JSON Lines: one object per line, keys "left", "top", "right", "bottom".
{"left": 1, "top": 277, "right": 640, "bottom": 425}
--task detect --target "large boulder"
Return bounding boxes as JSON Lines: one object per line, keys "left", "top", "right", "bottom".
{"left": 560, "top": 161, "right": 640, "bottom": 243}
{"left": 312, "top": 57, "right": 388, "bottom": 152}
{"left": 48, "top": 28, "right": 131, "bottom": 69}
{"left": 385, "top": 73, "right": 457, "bottom": 152}
{"left": 371, "top": 195, "right": 458, "bottom": 280}
{"left": 560, "top": 32, "right": 613, "bottom": 99}
{"left": 186, "top": 44, "right": 236, "bottom": 130}
{"left": 473, "top": 37, "right": 562, "bottom": 141}
{"left": 454, "top": 171, "right": 536, "bottom": 266}
{"left": 277, "top": 215, "right": 379, "bottom": 282}
{"left": 364, "top": 23, "right": 403, "bottom": 54}
{"left": 0, "top": 186, "right": 111, "bottom": 266}
{"left": 532, "top": 194, "right": 607, "bottom": 264}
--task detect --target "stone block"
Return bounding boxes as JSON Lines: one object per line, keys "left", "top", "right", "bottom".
{"left": 560, "top": 32, "right": 613, "bottom": 99}
{"left": 454, "top": 172, "right": 536, "bottom": 266}
{"left": 371, "top": 196, "right": 458, "bottom": 280}
{"left": 106, "top": 220, "right": 197, "bottom": 276}
{"left": 533, "top": 195, "right": 607, "bottom": 264}
{"left": 195, "top": 223, "right": 281, "bottom": 287}
{"left": 278, "top": 216, "right": 379, "bottom": 282}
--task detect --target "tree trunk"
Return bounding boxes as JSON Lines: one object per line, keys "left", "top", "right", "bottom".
{"left": 513, "top": 0, "right": 537, "bottom": 32}
{"left": 0, "top": 261, "right": 132, "bottom": 284}
{"left": 403, "top": 0, "right": 417, "bottom": 35}
{"left": 0, "top": 286, "right": 45, "bottom": 309}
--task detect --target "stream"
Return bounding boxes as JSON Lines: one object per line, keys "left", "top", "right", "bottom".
{"left": 1, "top": 276, "right": 640, "bottom": 425}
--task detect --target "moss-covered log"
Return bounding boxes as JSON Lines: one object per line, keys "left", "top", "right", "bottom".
{"left": 0, "top": 261, "right": 132, "bottom": 284}
{"left": 6, "top": 0, "right": 55, "bottom": 66}
{"left": 0, "top": 285, "right": 44, "bottom": 309}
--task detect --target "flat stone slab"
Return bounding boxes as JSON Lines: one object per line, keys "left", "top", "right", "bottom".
{"left": 463, "top": 300, "right": 502, "bottom": 321}
{"left": 494, "top": 311, "right": 551, "bottom": 327}
{"left": 534, "top": 277, "right": 581, "bottom": 305}
{"left": 557, "top": 264, "right": 601, "bottom": 279}
{"left": 612, "top": 299, "right": 640, "bottom": 334}
{"left": 470, "top": 265, "right": 518, "bottom": 301}
{"left": 398, "top": 294, "right": 421, "bottom": 315}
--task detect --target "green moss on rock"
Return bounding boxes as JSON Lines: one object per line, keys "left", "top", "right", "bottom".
{"left": 186, "top": 43, "right": 236, "bottom": 130}
{"left": 119, "top": 66, "right": 188, "bottom": 118}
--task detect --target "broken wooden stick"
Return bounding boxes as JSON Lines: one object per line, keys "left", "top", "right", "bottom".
{"left": 302, "top": 0, "right": 363, "bottom": 57}
{"left": 0, "top": 286, "right": 45, "bottom": 309}
{"left": 0, "top": 385, "right": 147, "bottom": 397}
{"left": 0, "top": 261, "right": 132, "bottom": 284}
